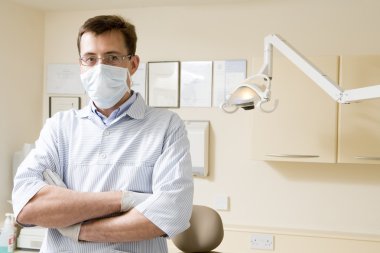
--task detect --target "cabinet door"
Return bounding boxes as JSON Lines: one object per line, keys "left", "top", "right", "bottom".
{"left": 251, "top": 56, "right": 339, "bottom": 163}
{"left": 338, "top": 56, "right": 380, "bottom": 164}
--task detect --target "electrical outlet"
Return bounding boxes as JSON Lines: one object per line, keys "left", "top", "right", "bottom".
{"left": 213, "top": 195, "right": 229, "bottom": 211}
{"left": 250, "top": 233, "right": 274, "bottom": 250}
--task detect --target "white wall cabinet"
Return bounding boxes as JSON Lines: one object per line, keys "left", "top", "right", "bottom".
{"left": 251, "top": 56, "right": 340, "bottom": 163}
{"left": 338, "top": 56, "right": 380, "bottom": 164}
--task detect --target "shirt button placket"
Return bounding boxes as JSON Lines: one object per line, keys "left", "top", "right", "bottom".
{"left": 99, "top": 130, "right": 110, "bottom": 160}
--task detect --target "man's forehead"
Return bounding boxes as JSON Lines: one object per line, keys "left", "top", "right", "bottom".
{"left": 80, "top": 30, "right": 128, "bottom": 54}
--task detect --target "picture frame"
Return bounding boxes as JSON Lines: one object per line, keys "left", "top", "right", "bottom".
{"left": 180, "top": 61, "right": 212, "bottom": 107}
{"left": 213, "top": 59, "right": 247, "bottom": 107}
{"left": 131, "top": 62, "right": 147, "bottom": 100}
{"left": 49, "top": 96, "right": 81, "bottom": 117}
{"left": 148, "top": 61, "right": 180, "bottom": 108}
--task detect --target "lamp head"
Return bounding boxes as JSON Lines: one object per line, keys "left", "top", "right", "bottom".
{"left": 226, "top": 85, "right": 262, "bottom": 110}
{"left": 221, "top": 74, "right": 275, "bottom": 113}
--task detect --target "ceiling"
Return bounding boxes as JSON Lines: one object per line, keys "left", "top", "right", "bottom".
{"left": 8, "top": 0, "right": 256, "bottom": 11}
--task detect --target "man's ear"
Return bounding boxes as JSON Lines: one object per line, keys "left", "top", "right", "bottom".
{"left": 130, "top": 55, "right": 140, "bottom": 75}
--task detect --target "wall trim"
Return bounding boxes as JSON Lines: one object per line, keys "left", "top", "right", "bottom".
{"left": 224, "top": 224, "right": 380, "bottom": 242}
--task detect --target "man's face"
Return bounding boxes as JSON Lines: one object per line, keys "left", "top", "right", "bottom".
{"left": 79, "top": 30, "right": 139, "bottom": 85}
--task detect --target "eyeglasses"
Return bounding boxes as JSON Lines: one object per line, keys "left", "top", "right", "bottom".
{"left": 80, "top": 54, "right": 132, "bottom": 67}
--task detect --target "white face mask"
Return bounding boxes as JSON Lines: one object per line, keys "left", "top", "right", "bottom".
{"left": 80, "top": 64, "right": 130, "bottom": 109}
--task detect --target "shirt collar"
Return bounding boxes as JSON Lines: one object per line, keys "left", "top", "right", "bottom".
{"left": 124, "top": 93, "right": 147, "bottom": 120}
{"left": 75, "top": 91, "right": 147, "bottom": 120}
{"left": 90, "top": 92, "right": 137, "bottom": 122}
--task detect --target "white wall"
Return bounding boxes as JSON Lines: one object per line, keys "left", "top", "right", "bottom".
{"left": 0, "top": 1, "right": 44, "bottom": 218}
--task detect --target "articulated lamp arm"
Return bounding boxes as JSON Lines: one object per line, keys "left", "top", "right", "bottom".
{"left": 222, "top": 34, "right": 380, "bottom": 113}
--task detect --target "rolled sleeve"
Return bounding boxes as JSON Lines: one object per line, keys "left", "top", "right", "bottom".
{"left": 12, "top": 117, "right": 60, "bottom": 223}
{"left": 12, "top": 172, "right": 47, "bottom": 223}
{"left": 135, "top": 115, "right": 194, "bottom": 238}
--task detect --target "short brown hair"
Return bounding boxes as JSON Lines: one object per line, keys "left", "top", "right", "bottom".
{"left": 77, "top": 15, "right": 137, "bottom": 56}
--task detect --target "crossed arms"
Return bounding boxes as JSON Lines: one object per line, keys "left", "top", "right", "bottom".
{"left": 17, "top": 184, "right": 164, "bottom": 242}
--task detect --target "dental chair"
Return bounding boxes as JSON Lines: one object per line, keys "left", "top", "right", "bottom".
{"left": 172, "top": 205, "right": 224, "bottom": 253}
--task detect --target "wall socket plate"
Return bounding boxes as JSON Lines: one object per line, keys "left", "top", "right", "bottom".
{"left": 250, "top": 233, "right": 274, "bottom": 250}
{"left": 213, "top": 195, "right": 229, "bottom": 211}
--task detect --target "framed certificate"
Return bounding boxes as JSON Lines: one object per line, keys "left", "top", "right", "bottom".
{"left": 148, "top": 61, "right": 180, "bottom": 108}
{"left": 49, "top": 96, "right": 80, "bottom": 117}
{"left": 180, "top": 61, "right": 212, "bottom": 107}
{"left": 213, "top": 59, "right": 247, "bottom": 107}
{"left": 131, "top": 62, "right": 146, "bottom": 100}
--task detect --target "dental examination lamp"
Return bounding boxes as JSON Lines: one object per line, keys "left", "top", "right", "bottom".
{"left": 221, "top": 34, "right": 380, "bottom": 113}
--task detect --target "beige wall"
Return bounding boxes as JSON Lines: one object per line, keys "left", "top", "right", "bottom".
{"left": 0, "top": 1, "right": 44, "bottom": 217}
{"left": 4, "top": 0, "right": 380, "bottom": 251}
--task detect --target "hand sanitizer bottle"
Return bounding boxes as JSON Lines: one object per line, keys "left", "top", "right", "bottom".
{"left": 0, "top": 213, "right": 15, "bottom": 253}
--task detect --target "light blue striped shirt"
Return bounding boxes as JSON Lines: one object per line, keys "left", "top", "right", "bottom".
{"left": 12, "top": 93, "right": 194, "bottom": 253}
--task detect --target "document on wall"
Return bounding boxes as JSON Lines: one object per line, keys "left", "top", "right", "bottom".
{"left": 131, "top": 62, "right": 146, "bottom": 100}
{"left": 148, "top": 61, "right": 180, "bottom": 108}
{"left": 47, "top": 64, "right": 84, "bottom": 94}
{"left": 180, "top": 61, "right": 212, "bottom": 107}
{"left": 213, "top": 60, "right": 247, "bottom": 107}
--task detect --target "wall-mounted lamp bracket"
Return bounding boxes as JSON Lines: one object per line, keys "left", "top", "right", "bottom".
{"left": 222, "top": 34, "right": 380, "bottom": 113}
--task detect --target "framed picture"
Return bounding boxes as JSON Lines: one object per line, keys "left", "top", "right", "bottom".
{"left": 148, "top": 61, "right": 180, "bottom": 108}
{"left": 180, "top": 61, "right": 212, "bottom": 107}
{"left": 213, "top": 59, "right": 247, "bottom": 107}
{"left": 49, "top": 96, "right": 81, "bottom": 117}
{"left": 131, "top": 62, "right": 146, "bottom": 100}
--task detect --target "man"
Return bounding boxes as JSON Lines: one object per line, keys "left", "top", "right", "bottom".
{"left": 12, "top": 15, "right": 193, "bottom": 253}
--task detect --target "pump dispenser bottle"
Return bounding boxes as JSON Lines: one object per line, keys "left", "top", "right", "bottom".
{"left": 0, "top": 213, "right": 15, "bottom": 253}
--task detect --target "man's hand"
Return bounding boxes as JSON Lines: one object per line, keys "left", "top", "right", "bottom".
{"left": 43, "top": 169, "right": 82, "bottom": 241}
{"left": 43, "top": 169, "right": 66, "bottom": 188}
{"left": 121, "top": 191, "right": 151, "bottom": 212}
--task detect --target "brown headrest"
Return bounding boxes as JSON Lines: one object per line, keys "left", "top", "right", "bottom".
{"left": 172, "top": 205, "right": 224, "bottom": 252}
